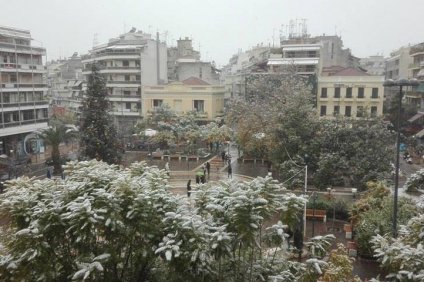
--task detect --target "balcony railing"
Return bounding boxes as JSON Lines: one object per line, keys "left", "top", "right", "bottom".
{"left": 0, "top": 42, "right": 46, "bottom": 54}
{"left": 106, "top": 81, "right": 141, "bottom": 85}
{"left": 1, "top": 118, "right": 48, "bottom": 128}
{"left": 0, "top": 83, "right": 48, "bottom": 88}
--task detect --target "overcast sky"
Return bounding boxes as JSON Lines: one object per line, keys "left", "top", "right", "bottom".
{"left": 2, "top": 0, "right": 423, "bottom": 67}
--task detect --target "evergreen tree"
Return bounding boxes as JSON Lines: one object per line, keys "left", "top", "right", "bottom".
{"left": 80, "top": 63, "right": 121, "bottom": 164}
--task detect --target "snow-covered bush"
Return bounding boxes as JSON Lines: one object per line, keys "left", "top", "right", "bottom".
{"left": 404, "top": 168, "right": 424, "bottom": 192}
{"left": 0, "top": 160, "right": 335, "bottom": 281}
{"left": 372, "top": 214, "right": 424, "bottom": 281}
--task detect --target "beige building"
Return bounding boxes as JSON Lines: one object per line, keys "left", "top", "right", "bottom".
{"left": 142, "top": 77, "right": 225, "bottom": 121}
{"left": 317, "top": 68, "right": 384, "bottom": 118}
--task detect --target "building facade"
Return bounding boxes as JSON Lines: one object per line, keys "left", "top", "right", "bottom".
{"left": 0, "top": 25, "right": 49, "bottom": 165}
{"left": 47, "top": 52, "right": 83, "bottom": 116}
{"left": 142, "top": 77, "right": 225, "bottom": 121}
{"left": 81, "top": 28, "right": 167, "bottom": 137}
{"left": 317, "top": 68, "right": 384, "bottom": 119}
{"left": 167, "top": 37, "right": 219, "bottom": 85}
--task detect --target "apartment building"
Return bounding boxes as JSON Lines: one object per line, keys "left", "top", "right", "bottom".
{"left": 268, "top": 34, "right": 359, "bottom": 76}
{"left": 0, "top": 25, "right": 49, "bottom": 161}
{"left": 403, "top": 43, "right": 424, "bottom": 110}
{"left": 81, "top": 28, "right": 167, "bottom": 137}
{"left": 142, "top": 77, "right": 225, "bottom": 121}
{"left": 168, "top": 37, "right": 219, "bottom": 85}
{"left": 317, "top": 67, "right": 384, "bottom": 119}
{"left": 47, "top": 52, "right": 83, "bottom": 116}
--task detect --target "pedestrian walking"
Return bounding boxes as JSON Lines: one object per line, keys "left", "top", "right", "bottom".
{"left": 206, "top": 161, "right": 210, "bottom": 176}
{"left": 202, "top": 163, "right": 206, "bottom": 175}
{"left": 195, "top": 174, "right": 200, "bottom": 184}
{"left": 165, "top": 162, "right": 170, "bottom": 176}
{"left": 228, "top": 164, "right": 232, "bottom": 178}
{"left": 221, "top": 151, "right": 226, "bottom": 162}
{"left": 187, "top": 179, "right": 192, "bottom": 197}
{"left": 47, "top": 167, "right": 52, "bottom": 179}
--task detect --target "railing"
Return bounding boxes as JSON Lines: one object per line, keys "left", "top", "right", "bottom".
{"left": 0, "top": 42, "right": 45, "bottom": 53}
{"left": 106, "top": 81, "right": 141, "bottom": 84}
{"left": 1, "top": 118, "right": 48, "bottom": 128}
{"left": 0, "top": 63, "right": 45, "bottom": 71}
{"left": 0, "top": 83, "right": 47, "bottom": 88}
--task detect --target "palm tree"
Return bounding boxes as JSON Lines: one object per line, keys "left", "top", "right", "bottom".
{"left": 39, "top": 124, "right": 78, "bottom": 175}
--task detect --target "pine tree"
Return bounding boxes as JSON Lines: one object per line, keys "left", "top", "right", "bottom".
{"left": 80, "top": 63, "right": 122, "bottom": 164}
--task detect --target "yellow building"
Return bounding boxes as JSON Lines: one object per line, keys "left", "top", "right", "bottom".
{"left": 142, "top": 77, "right": 225, "bottom": 121}
{"left": 317, "top": 67, "right": 384, "bottom": 118}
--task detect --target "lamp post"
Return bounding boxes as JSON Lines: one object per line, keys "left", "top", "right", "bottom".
{"left": 187, "top": 140, "right": 190, "bottom": 172}
{"left": 303, "top": 154, "right": 309, "bottom": 238}
{"left": 311, "top": 192, "right": 318, "bottom": 237}
{"left": 383, "top": 78, "right": 419, "bottom": 238}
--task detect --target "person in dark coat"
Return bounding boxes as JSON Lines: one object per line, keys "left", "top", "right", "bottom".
{"left": 201, "top": 174, "right": 206, "bottom": 184}
{"left": 187, "top": 180, "right": 192, "bottom": 197}
{"left": 206, "top": 161, "right": 210, "bottom": 176}
{"left": 227, "top": 165, "right": 232, "bottom": 178}
{"left": 195, "top": 174, "right": 200, "bottom": 184}
{"left": 221, "top": 151, "right": 226, "bottom": 162}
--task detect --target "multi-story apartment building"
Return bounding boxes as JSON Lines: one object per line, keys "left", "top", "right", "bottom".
{"left": 142, "top": 77, "right": 225, "bottom": 121}
{"left": 317, "top": 67, "right": 384, "bottom": 119}
{"left": 360, "top": 55, "right": 386, "bottom": 76}
{"left": 47, "top": 52, "right": 83, "bottom": 116}
{"left": 268, "top": 34, "right": 359, "bottom": 76}
{"left": 403, "top": 43, "right": 424, "bottom": 110}
{"left": 167, "top": 37, "right": 219, "bottom": 85}
{"left": 0, "top": 25, "right": 49, "bottom": 162}
{"left": 81, "top": 28, "right": 167, "bottom": 137}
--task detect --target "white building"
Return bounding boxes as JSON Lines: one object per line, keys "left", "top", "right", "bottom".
{"left": 0, "top": 25, "right": 49, "bottom": 167}
{"left": 81, "top": 28, "right": 167, "bottom": 137}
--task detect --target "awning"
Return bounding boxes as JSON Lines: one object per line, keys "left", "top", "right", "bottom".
{"left": 416, "top": 128, "right": 424, "bottom": 138}
{"left": 408, "top": 112, "right": 424, "bottom": 122}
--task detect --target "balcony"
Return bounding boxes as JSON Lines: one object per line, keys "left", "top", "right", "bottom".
{"left": 409, "top": 62, "right": 424, "bottom": 69}
{"left": 1, "top": 83, "right": 47, "bottom": 89}
{"left": 0, "top": 42, "right": 46, "bottom": 55}
{"left": 0, "top": 63, "right": 45, "bottom": 73}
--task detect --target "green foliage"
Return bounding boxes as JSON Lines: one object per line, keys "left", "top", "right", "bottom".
{"left": 372, "top": 213, "right": 424, "bottom": 281}
{"left": 355, "top": 197, "right": 418, "bottom": 258}
{"left": 226, "top": 73, "right": 394, "bottom": 191}
{"left": 404, "top": 168, "right": 424, "bottom": 192}
{"left": 39, "top": 119, "right": 78, "bottom": 174}
{"left": 80, "top": 63, "right": 122, "bottom": 164}
{"left": 320, "top": 244, "right": 360, "bottom": 282}
{"left": 0, "top": 162, "right": 334, "bottom": 281}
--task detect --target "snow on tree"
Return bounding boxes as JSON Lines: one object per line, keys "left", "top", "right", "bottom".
{"left": 79, "top": 63, "right": 122, "bottom": 164}
{"left": 404, "top": 168, "right": 424, "bottom": 192}
{"left": 0, "top": 161, "right": 339, "bottom": 281}
{"left": 372, "top": 213, "right": 424, "bottom": 281}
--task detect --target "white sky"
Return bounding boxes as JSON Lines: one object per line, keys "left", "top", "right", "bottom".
{"left": 2, "top": 0, "right": 423, "bottom": 67}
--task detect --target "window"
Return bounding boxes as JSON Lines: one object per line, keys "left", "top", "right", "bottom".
{"left": 194, "top": 100, "right": 204, "bottom": 112}
{"left": 136, "top": 75, "right": 141, "bottom": 81}
{"left": 357, "top": 106, "right": 364, "bottom": 117}
{"left": 23, "top": 110, "right": 34, "bottom": 120}
{"left": 123, "top": 90, "right": 131, "bottom": 95}
{"left": 12, "top": 111, "right": 19, "bottom": 121}
{"left": 358, "top": 87, "right": 364, "bottom": 98}
{"left": 320, "top": 105, "right": 327, "bottom": 116}
{"left": 334, "top": 87, "right": 340, "bottom": 98}
{"left": 372, "top": 88, "right": 378, "bottom": 98}
{"left": 125, "top": 75, "right": 130, "bottom": 81}
{"left": 122, "top": 60, "right": 129, "bottom": 67}
{"left": 321, "top": 87, "right": 327, "bottom": 98}
{"left": 333, "top": 105, "right": 340, "bottom": 116}
{"left": 153, "top": 99, "right": 163, "bottom": 109}
{"left": 345, "top": 106, "right": 351, "bottom": 117}
{"left": 125, "top": 102, "right": 131, "bottom": 110}
{"left": 2, "top": 93, "right": 10, "bottom": 103}
{"left": 135, "top": 60, "right": 140, "bottom": 67}
{"left": 371, "top": 106, "right": 378, "bottom": 117}
{"left": 346, "top": 87, "right": 352, "bottom": 98}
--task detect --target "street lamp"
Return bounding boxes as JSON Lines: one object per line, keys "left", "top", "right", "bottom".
{"left": 383, "top": 78, "right": 419, "bottom": 238}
